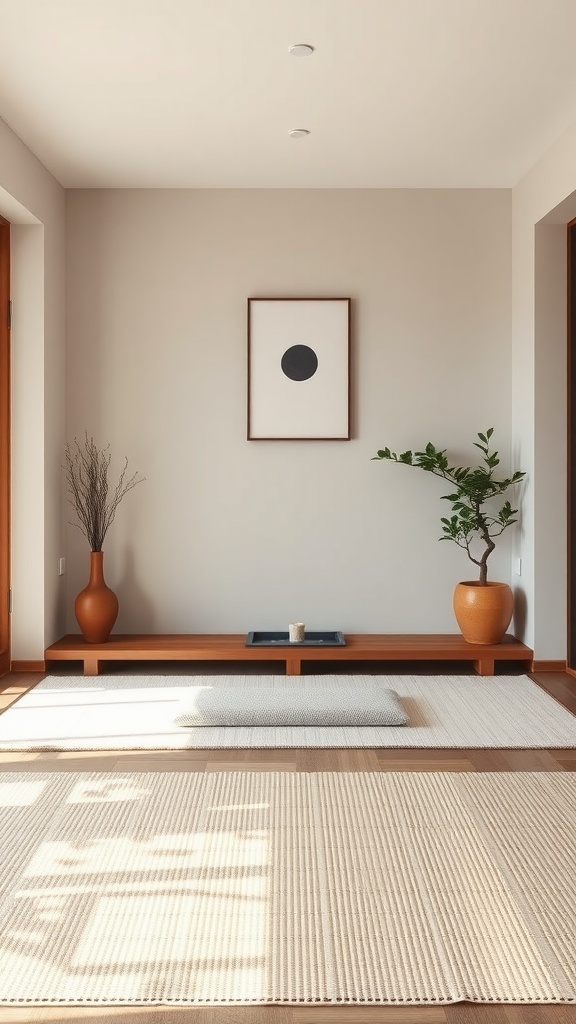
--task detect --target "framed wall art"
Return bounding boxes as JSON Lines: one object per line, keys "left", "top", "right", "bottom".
{"left": 247, "top": 297, "right": 351, "bottom": 440}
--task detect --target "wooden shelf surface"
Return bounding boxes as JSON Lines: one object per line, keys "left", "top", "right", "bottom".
{"left": 44, "top": 632, "right": 534, "bottom": 677}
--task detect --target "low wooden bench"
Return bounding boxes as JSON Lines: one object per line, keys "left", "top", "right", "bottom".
{"left": 44, "top": 633, "right": 534, "bottom": 677}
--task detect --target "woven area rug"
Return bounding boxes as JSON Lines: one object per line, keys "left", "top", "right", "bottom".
{"left": 0, "top": 673, "right": 575, "bottom": 750}
{"left": 0, "top": 770, "right": 575, "bottom": 1005}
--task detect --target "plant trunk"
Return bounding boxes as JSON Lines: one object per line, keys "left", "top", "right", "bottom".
{"left": 478, "top": 530, "right": 495, "bottom": 586}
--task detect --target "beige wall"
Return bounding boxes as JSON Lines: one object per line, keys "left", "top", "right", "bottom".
{"left": 1, "top": 96, "right": 575, "bottom": 659}
{"left": 512, "top": 121, "right": 576, "bottom": 659}
{"left": 0, "top": 116, "right": 66, "bottom": 662}
{"left": 66, "top": 188, "right": 513, "bottom": 634}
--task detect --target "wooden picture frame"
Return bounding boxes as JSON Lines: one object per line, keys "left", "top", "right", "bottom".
{"left": 247, "top": 297, "right": 351, "bottom": 440}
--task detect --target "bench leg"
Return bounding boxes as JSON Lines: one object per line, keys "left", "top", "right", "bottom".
{"left": 285, "top": 657, "right": 302, "bottom": 676}
{"left": 83, "top": 657, "right": 101, "bottom": 676}
{"left": 475, "top": 658, "right": 495, "bottom": 676}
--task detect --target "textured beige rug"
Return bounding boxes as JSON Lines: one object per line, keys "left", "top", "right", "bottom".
{"left": 1, "top": 673, "right": 576, "bottom": 749}
{"left": 0, "top": 770, "right": 575, "bottom": 1005}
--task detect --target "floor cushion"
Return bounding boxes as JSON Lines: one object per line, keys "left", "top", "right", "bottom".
{"left": 174, "top": 684, "right": 408, "bottom": 727}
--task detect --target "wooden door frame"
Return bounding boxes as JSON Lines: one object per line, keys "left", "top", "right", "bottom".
{"left": 567, "top": 218, "right": 576, "bottom": 672}
{"left": 0, "top": 215, "right": 10, "bottom": 676}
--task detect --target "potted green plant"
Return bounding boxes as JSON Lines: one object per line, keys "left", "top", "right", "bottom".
{"left": 65, "top": 434, "right": 144, "bottom": 643}
{"left": 372, "top": 429, "right": 526, "bottom": 644}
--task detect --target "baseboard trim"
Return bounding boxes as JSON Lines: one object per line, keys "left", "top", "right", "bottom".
{"left": 11, "top": 660, "right": 46, "bottom": 672}
{"left": 532, "top": 659, "right": 567, "bottom": 672}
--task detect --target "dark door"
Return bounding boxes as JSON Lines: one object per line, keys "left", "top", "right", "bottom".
{"left": 0, "top": 216, "right": 10, "bottom": 676}
{"left": 568, "top": 219, "right": 576, "bottom": 670}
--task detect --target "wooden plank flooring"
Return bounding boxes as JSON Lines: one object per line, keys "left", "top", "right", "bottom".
{"left": 0, "top": 667, "right": 574, "bottom": 1023}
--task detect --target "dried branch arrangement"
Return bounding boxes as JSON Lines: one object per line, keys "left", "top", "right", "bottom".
{"left": 65, "top": 434, "right": 145, "bottom": 551}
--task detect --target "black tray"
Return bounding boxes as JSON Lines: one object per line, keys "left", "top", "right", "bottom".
{"left": 245, "top": 630, "right": 345, "bottom": 647}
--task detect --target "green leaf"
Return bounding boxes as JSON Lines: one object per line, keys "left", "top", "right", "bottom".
{"left": 370, "top": 429, "right": 526, "bottom": 574}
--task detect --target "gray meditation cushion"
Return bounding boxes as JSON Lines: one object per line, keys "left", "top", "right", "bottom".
{"left": 174, "top": 684, "right": 408, "bottom": 727}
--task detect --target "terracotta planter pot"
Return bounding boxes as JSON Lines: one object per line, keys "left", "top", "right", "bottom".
{"left": 453, "top": 581, "right": 514, "bottom": 645}
{"left": 75, "top": 551, "right": 119, "bottom": 643}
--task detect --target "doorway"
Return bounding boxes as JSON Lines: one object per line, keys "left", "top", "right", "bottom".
{"left": 568, "top": 218, "right": 576, "bottom": 671}
{"left": 0, "top": 215, "right": 10, "bottom": 676}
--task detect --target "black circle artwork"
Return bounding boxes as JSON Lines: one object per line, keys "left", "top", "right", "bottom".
{"left": 281, "top": 344, "right": 318, "bottom": 381}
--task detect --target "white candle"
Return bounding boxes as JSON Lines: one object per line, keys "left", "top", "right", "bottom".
{"left": 289, "top": 622, "right": 305, "bottom": 643}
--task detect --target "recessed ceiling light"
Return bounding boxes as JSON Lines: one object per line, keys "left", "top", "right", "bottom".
{"left": 288, "top": 43, "right": 315, "bottom": 57}
{"left": 288, "top": 129, "right": 310, "bottom": 139}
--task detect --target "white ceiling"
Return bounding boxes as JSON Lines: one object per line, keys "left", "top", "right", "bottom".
{"left": 1, "top": 0, "right": 576, "bottom": 189}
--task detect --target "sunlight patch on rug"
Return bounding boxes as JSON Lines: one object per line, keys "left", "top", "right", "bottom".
{"left": 0, "top": 771, "right": 575, "bottom": 1004}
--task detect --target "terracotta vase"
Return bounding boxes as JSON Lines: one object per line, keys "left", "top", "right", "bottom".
{"left": 75, "top": 550, "right": 118, "bottom": 643}
{"left": 453, "top": 581, "right": 514, "bottom": 645}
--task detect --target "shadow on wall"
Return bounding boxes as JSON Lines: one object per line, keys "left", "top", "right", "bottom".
{"left": 115, "top": 546, "right": 157, "bottom": 632}
{"left": 513, "top": 586, "right": 527, "bottom": 641}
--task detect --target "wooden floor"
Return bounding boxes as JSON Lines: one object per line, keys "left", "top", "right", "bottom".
{"left": 0, "top": 665, "right": 575, "bottom": 1024}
